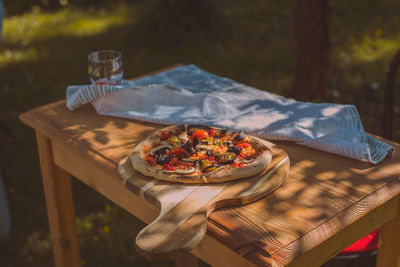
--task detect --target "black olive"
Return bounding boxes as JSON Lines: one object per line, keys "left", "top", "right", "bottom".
{"left": 206, "top": 150, "right": 213, "bottom": 156}
{"left": 156, "top": 155, "right": 171, "bottom": 165}
{"left": 228, "top": 146, "right": 242, "bottom": 155}
{"left": 214, "top": 154, "right": 222, "bottom": 162}
{"left": 185, "top": 140, "right": 192, "bottom": 149}
{"left": 193, "top": 136, "right": 199, "bottom": 147}
{"left": 221, "top": 159, "right": 234, "bottom": 165}
{"left": 185, "top": 141, "right": 195, "bottom": 154}
{"left": 220, "top": 129, "right": 228, "bottom": 135}
{"left": 234, "top": 132, "right": 246, "bottom": 141}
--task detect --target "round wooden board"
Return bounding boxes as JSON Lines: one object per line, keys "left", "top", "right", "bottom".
{"left": 117, "top": 139, "right": 290, "bottom": 259}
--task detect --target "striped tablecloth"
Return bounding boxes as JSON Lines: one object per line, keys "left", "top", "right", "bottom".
{"left": 66, "top": 65, "right": 392, "bottom": 163}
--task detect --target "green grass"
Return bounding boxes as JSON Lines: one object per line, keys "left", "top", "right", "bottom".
{"left": 0, "top": 1, "right": 399, "bottom": 266}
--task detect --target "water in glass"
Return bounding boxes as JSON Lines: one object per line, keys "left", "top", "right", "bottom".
{"left": 88, "top": 50, "right": 123, "bottom": 85}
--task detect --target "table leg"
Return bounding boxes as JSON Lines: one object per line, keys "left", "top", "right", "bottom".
{"left": 376, "top": 195, "right": 400, "bottom": 267}
{"left": 36, "top": 131, "right": 81, "bottom": 267}
{"left": 175, "top": 252, "right": 199, "bottom": 267}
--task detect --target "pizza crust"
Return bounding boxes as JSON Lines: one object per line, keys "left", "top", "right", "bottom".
{"left": 130, "top": 126, "right": 272, "bottom": 184}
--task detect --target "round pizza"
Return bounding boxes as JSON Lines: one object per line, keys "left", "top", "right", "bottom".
{"left": 130, "top": 125, "right": 271, "bottom": 183}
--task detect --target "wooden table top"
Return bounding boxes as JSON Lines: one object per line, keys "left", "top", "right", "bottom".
{"left": 20, "top": 91, "right": 400, "bottom": 266}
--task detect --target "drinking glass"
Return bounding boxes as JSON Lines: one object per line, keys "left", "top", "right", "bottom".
{"left": 88, "top": 50, "right": 123, "bottom": 85}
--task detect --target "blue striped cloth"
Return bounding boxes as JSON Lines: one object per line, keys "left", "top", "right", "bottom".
{"left": 66, "top": 64, "right": 392, "bottom": 163}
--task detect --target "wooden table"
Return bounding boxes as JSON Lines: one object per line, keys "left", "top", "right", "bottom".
{"left": 20, "top": 66, "right": 400, "bottom": 267}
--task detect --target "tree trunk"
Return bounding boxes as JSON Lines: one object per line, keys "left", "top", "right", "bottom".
{"left": 292, "top": 0, "right": 331, "bottom": 101}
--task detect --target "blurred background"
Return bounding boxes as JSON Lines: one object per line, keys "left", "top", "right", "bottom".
{"left": 0, "top": 0, "right": 399, "bottom": 266}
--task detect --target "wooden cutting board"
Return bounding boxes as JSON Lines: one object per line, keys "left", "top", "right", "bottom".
{"left": 117, "top": 140, "right": 290, "bottom": 259}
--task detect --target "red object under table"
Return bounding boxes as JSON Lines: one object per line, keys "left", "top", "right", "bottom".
{"left": 340, "top": 229, "right": 380, "bottom": 255}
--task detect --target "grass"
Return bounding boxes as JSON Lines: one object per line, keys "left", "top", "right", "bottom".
{"left": 0, "top": 1, "right": 399, "bottom": 266}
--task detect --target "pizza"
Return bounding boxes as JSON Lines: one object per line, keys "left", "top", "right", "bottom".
{"left": 130, "top": 125, "right": 272, "bottom": 183}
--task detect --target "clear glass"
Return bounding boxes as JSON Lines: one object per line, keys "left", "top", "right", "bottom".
{"left": 88, "top": 50, "right": 123, "bottom": 85}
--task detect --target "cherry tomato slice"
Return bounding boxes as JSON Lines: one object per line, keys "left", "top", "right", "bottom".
{"left": 236, "top": 142, "right": 250, "bottom": 148}
{"left": 163, "top": 163, "right": 176, "bottom": 171}
{"left": 230, "top": 162, "right": 245, "bottom": 168}
{"left": 191, "top": 130, "right": 209, "bottom": 141}
{"left": 169, "top": 157, "right": 179, "bottom": 166}
{"left": 208, "top": 128, "right": 215, "bottom": 137}
{"left": 161, "top": 130, "right": 170, "bottom": 140}
{"left": 201, "top": 154, "right": 208, "bottom": 160}
{"left": 169, "top": 147, "right": 186, "bottom": 158}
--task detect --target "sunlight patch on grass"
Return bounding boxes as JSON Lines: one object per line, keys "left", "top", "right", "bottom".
{"left": 3, "top": 4, "right": 134, "bottom": 45}
{"left": 0, "top": 47, "right": 38, "bottom": 65}
{"left": 337, "top": 32, "right": 400, "bottom": 65}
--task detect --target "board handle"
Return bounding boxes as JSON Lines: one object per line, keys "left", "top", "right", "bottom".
{"left": 135, "top": 201, "right": 211, "bottom": 259}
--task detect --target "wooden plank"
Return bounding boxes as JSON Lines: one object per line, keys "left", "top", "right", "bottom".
{"left": 377, "top": 196, "right": 400, "bottom": 267}
{"left": 277, "top": 183, "right": 400, "bottom": 266}
{"left": 35, "top": 131, "right": 81, "bottom": 267}
{"left": 275, "top": 140, "right": 400, "bottom": 198}
{"left": 20, "top": 100, "right": 161, "bottom": 167}
{"left": 207, "top": 173, "right": 355, "bottom": 266}
{"left": 175, "top": 252, "right": 199, "bottom": 267}
{"left": 192, "top": 235, "right": 257, "bottom": 267}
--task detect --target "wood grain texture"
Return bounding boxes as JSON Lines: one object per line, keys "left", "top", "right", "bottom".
{"left": 19, "top": 64, "right": 400, "bottom": 266}
{"left": 117, "top": 141, "right": 289, "bottom": 259}
{"left": 35, "top": 131, "right": 81, "bottom": 267}
{"left": 174, "top": 251, "right": 199, "bottom": 267}
{"left": 286, "top": 192, "right": 400, "bottom": 267}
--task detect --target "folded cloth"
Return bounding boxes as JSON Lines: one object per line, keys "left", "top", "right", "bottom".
{"left": 66, "top": 64, "right": 392, "bottom": 163}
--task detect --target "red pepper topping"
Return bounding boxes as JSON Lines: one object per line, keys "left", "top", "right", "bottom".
{"left": 208, "top": 128, "right": 215, "bottom": 137}
{"left": 161, "top": 130, "right": 170, "bottom": 140}
{"left": 230, "top": 162, "right": 245, "bottom": 168}
{"left": 177, "top": 164, "right": 186, "bottom": 170}
{"left": 169, "top": 147, "right": 186, "bottom": 158}
{"left": 236, "top": 142, "right": 250, "bottom": 148}
{"left": 163, "top": 163, "right": 176, "bottom": 171}
{"left": 169, "top": 157, "right": 179, "bottom": 166}
{"left": 191, "top": 130, "right": 209, "bottom": 141}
